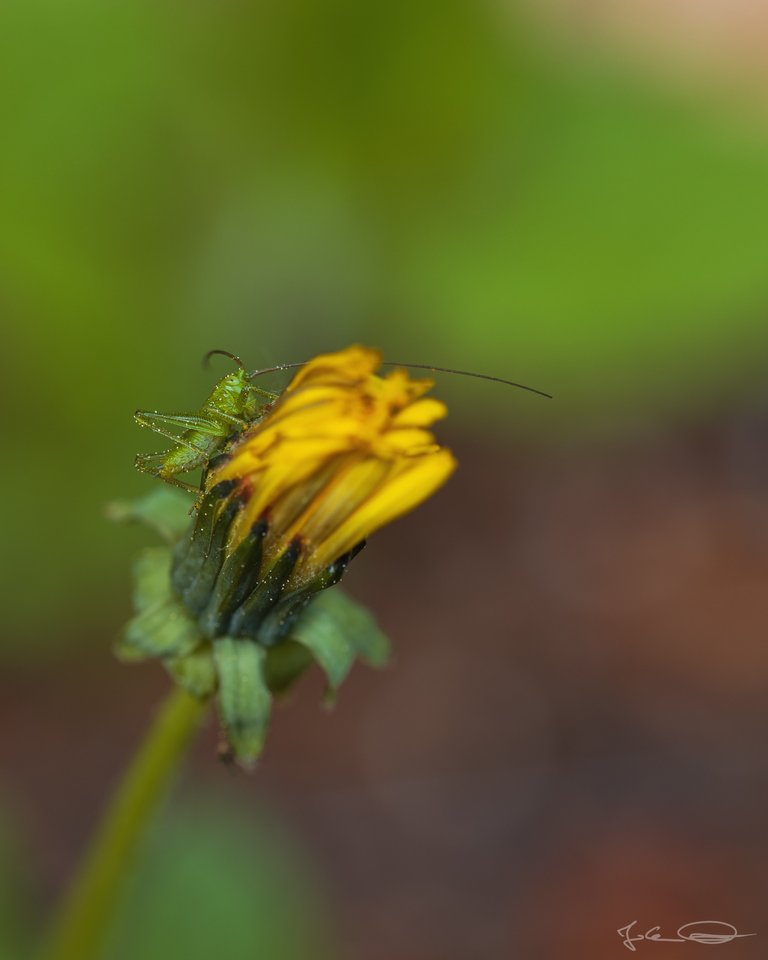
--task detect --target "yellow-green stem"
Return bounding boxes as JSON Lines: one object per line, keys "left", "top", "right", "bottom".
{"left": 39, "top": 686, "right": 209, "bottom": 960}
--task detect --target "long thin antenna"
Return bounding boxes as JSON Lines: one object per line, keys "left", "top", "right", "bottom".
{"left": 203, "top": 349, "right": 245, "bottom": 371}
{"left": 247, "top": 359, "right": 552, "bottom": 399}
{"left": 247, "top": 362, "right": 305, "bottom": 378}
{"left": 385, "top": 361, "right": 552, "bottom": 398}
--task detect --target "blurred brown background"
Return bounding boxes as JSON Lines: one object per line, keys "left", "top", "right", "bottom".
{"left": 2, "top": 1, "right": 768, "bottom": 957}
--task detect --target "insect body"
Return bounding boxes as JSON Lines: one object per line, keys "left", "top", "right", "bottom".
{"left": 134, "top": 352, "right": 278, "bottom": 492}
{"left": 136, "top": 349, "right": 551, "bottom": 492}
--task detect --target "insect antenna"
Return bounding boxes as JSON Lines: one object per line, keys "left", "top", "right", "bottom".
{"left": 248, "top": 359, "right": 552, "bottom": 399}
{"left": 383, "top": 361, "right": 552, "bottom": 398}
{"left": 203, "top": 349, "right": 245, "bottom": 370}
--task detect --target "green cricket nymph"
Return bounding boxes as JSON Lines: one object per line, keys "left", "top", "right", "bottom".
{"left": 134, "top": 351, "right": 278, "bottom": 492}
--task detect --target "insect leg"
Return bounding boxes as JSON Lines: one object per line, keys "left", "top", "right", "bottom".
{"left": 135, "top": 410, "right": 231, "bottom": 435}
{"left": 211, "top": 409, "right": 248, "bottom": 428}
{"left": 134, "top": 411, "right": 228, "bottom": 448}
{"left": 134, "top": 451, "right": 200, "bottom": 493}
{"left": 134, "top": 417, "right": 199, "bottom": 451}
{"left": 154, "top": 474, "right": 200, "bottom": 493}
{"left": 251, "top": 386, "right": 280, "bottom": 402}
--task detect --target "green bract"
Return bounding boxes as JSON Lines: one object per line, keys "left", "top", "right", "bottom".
{"left": 111, "top": 487, "right": 389, "bottom": 767}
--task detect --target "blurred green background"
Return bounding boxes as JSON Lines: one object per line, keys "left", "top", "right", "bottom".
{"left": 4, "top": 0, "right": 768, "bottom": 649}
{"left": 3, "top": 1, "right": 768, "bottom": 957}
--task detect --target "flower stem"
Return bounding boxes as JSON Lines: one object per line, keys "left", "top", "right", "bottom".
{"left": 39, "top": 686, "right": 209, "bottom": 960}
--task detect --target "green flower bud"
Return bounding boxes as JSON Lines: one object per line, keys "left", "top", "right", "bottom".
{"left": 112, "top": 486, "right": 389, "bottom": 768}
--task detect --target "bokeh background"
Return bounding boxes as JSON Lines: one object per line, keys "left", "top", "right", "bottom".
{"left": 3, "top": 0, "right": 768, "bottom": 957}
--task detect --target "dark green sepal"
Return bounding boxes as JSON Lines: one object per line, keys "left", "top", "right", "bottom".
{"left": 256, "top": 540, "right": 366, "bottom": 646}
{"left": 228, "top": 540, "right": 301, "bottom": 642}
{"left": 339, "top": 593, "right": 390, "bottom": 667}
{"left": 263, "top": 640, "right": 314, "bottom": 695}
{"left": 182, "top": 495, "right": 243, "bottom": 615}
{"left": 213, "top": 636, "right": 272, "bottom": 767}
{"left": 120, "top": 598, "right": 202, "bottom": 660}
{"left": 165, "top": 645, "right": 217, "bottom": 699}
{"left": 291, "top": 588, "right": 390, "bottom": 702}
{"left": 171, "top": 480, "right": 236, "bottom": 596}
{"left": 289, "top": 593, "right": 355, "bottom": 699}
{"left": 199, "top": 520, "right": 267, "bottom": 639}
{"left": 106, "top": 487, "right": 194, "bottom": 544}
{"left": 255, "top": 586, "right": 317, "bottom": 648}
{"left": 131, "top": 546, "right": 173, "bottom": 613}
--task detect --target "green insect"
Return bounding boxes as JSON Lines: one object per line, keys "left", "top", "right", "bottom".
{"left": 135, "top": 350, "right": 552, "bottom": 492}
{"left": 134, "top": 350, "right": 280, "bottom": 492}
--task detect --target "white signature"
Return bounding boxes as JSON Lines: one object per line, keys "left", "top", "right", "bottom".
{"left": 618, "top": 921, "right": 756, "bottom": 951}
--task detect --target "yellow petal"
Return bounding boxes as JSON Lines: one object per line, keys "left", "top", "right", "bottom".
{"left": 264, "top": 385, "right": 348, "bottom": 426}
{"left": 265, "top": 456, "right": 351, "bottom": 542}
{"left": 302, "top": 449, "right": 457, "bottom": 578}
{"left": 288, "top": 456, "right": 393, "bottom": 548}
{"left": 391, "top": 397, "right": 448, "bottom": 427}
{"left": 286, "top": 345, "right": 381, "bottom": 391}
{"left": 375, "top": 428, "right": 437, "bottom": 454}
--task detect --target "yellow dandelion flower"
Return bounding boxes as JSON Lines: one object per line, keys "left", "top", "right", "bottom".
{"left": 121, "top": 344, "right": 458, "bottom": 765}
{"left": 207, "top": 344, "right": 457, "bottom": 587}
